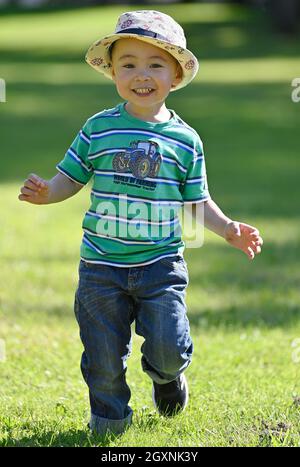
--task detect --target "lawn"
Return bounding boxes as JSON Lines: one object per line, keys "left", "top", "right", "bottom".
{"left": 0, "top": 3, "right": 300, "bottom": 447}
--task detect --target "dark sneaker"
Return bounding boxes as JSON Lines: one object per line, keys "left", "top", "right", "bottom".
{"left": 152, "top": 374, "right": 189, "bottom": 416}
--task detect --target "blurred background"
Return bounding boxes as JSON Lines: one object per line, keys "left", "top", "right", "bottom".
{"left": 0, "top": 0, "right": 299, "bottom": 326}
{"left": 1, "top": 0, "right": 300, "bottom": 325}
{"left": 1, "top": 0, "right": 300, "bottom": 34}
{"left": 0, "top": 0, "right": 299, "bottom": 214}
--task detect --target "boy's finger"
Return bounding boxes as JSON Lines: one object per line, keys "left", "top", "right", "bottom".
{"left": 28, "top": 173, "right": 39, "bottom": 182}
{"left": 246, "top": 246, "right": 255, "bottom": 260}
{"left": 251, "top": 241, "right": 261, "bottom": 254}
{"left": 19, "top": 193, "right": 33, "bottom": 202}
{"left": 252, "top": 237, "right": 263, "bottom": 247}
{"left": 250, "top": 234, "right": 263, "bottom": 246}
{"left": 24, "top": 179, "right": 39, "bottom": 191}
{"left": 28, "top": 173, "right": 45, "bottom": 187}
{"left": 21, "top": 186, "right": 37, "bottom": 197}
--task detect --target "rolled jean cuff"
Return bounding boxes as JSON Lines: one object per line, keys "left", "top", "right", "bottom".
{"left": 89, "top": 410, "right": 133, "bottom": 436}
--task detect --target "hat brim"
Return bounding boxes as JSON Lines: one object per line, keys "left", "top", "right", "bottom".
{"left": 85, "top": 33, "right": 199, "bottom": 92}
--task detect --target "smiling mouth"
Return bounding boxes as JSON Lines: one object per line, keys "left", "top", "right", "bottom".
{"left": 132, "top": 88, "right": 155, "bottom": 96}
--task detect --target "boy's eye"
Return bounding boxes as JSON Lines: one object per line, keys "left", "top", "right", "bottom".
{"left": 122, "top": 63, "right": 163, "bottom": 69}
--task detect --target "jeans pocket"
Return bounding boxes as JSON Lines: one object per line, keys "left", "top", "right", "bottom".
{"left": 80, "top": 260, "right": 98, "bottom": 269}
{"left": 79, "top": 260, "right": 110, "bottom": 274}
{"left": 160, "top": 255, "right": 187, "bottom": 271}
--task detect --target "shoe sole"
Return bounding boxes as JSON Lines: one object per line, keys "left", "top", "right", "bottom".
{"left": 152, "top": 374, "right": 189, "bottom": 415}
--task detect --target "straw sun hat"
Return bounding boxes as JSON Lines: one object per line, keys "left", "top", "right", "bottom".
{"left": 85, "top": 10, "right": 199, "bottom": 91}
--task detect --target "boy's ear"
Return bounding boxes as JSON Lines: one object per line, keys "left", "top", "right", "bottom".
{"left": 171, "top": 65, "right": 183, "bottom": 89}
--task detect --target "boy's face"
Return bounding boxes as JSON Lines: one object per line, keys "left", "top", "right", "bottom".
{"left": 110, "top": 38, "right": 182, "bottom": 113}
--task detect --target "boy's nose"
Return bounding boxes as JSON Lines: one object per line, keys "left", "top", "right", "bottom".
{"left": 134, "top": 71, "right": 151, "bottom": 82}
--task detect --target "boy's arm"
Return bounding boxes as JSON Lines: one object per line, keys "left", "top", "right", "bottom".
{"left": 187, "top": 199, "right": 263, "bottom": 260}
{"left": 18, "top": 172, "right": 83, "bottom": 205}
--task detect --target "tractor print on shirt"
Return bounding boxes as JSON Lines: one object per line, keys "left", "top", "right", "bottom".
{"left": 112, "top": 140, "right": 162, "bottom": 179}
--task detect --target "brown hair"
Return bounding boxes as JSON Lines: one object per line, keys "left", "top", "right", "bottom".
{"left": 108, "top": 41, "right": 117, "bottom": 62}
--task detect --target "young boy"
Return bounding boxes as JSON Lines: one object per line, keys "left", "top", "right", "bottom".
{"left": 18, "top": 10, "right": 263, "bottom": 437}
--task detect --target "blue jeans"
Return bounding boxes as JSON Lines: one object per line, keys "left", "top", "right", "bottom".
{"left": 74, "top": 255, "right": 193, "bottom": 436}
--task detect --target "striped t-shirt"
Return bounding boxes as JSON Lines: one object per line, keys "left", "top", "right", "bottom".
{"left": 56, "top": 102, "right": 210, "bottom": 267}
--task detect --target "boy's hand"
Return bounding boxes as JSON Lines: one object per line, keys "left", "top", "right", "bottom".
{"left": 18, "top": 173, "right": 50, "bottom": 205}
{"left": 224, "top": 221, "right": 263, "bottom": 260}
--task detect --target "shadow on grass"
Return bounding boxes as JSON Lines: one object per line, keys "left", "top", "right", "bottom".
{"left": 185, "top": 239, "right": 300, "bottom": 330}
{"left": 2, "top": 24, "right": 299, "bottom": 64}
{"left": 1, "top": 6, "right": 299, "bottom": 62}
{"left": 184, "top": 19, "right": 300, "bottom": 60}
{"left": 1, "top": 407, "right": 162, "bottom": 447}
{"left": 0, "top": 3, "right": 92, "bottom": 17}
{"left": 188, "top": 298, "right": 300, "bottom": 331}
{"left": 6, "top": 239, "right": 299, "bottom": 330}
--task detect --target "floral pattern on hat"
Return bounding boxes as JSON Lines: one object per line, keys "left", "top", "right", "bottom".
{"left": 121, "top": 20, "right": 133, "bottom": 29}
{"left": 185, "top": 60, "right": 195, "bottom": 70}
{"left": 85, "top": 10, "right": 199, "bottom": 91}
{"left": 90, "top": 57, "right": 103, "bottom": 66}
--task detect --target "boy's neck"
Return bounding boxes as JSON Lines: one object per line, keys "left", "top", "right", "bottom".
{"left": 125, "top": 102, "right": 171, "bottom": 123}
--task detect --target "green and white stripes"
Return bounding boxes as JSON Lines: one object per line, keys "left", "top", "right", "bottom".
{"left": 56, "top": 102, "right": 210, "bottom": 266}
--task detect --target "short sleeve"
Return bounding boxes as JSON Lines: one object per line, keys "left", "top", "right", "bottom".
{"left": 181, "top": 142, "right": 210, "bottom": 204}
{"left": 56, "top": 120, "right": 94, "bottom": 185}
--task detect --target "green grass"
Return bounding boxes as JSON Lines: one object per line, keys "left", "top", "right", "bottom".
{"left": 0, "top": 3, "right": 300, "bottom": 447}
